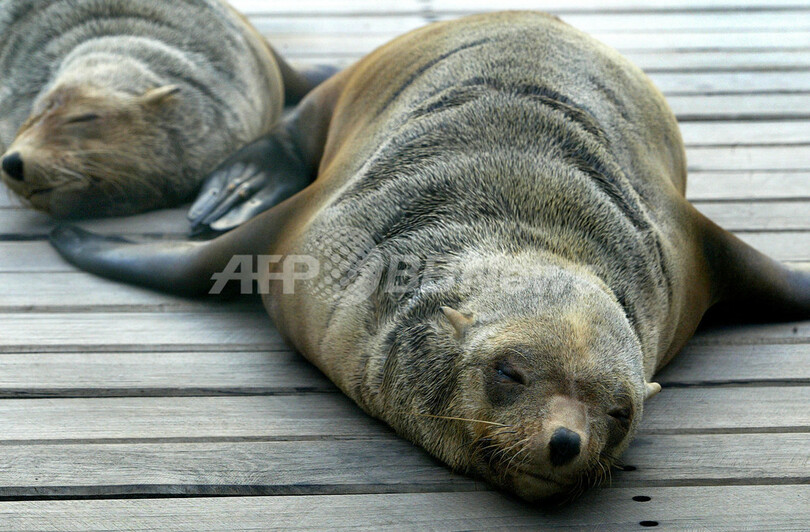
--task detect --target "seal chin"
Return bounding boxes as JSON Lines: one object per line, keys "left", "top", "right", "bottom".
{"left": 507, "top": 469, "right": 573, "bottom": 501}
{"left": 23, "top": 184, "right": 70, "bottom": 214}
{"left": 24, "top": 182, "right": 95, "bottom": 217}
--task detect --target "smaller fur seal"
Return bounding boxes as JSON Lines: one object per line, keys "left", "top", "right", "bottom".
{"left": 50, "top": 12, "right": 810, "bottom": 502}
{"left": 0, "top": 0, "right": 334, "bottom": 217}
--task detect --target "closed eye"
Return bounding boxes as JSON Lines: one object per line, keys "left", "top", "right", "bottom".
{"left": 65, "top": 113, "right": 100, "bottom": 124}
{"left": 495, "top": 361, "right": 526, "bottom": 385}
{"left": 608, "top": 407, "right": 632, "bottom": 424}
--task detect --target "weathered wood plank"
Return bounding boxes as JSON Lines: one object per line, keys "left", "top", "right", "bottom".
{"left": 649, "top": 72, "right": 810, "bottom": 95}
{"left": 0, "top": 433, "right": 805, "bottom": 498}
{"left": 0, "top": 387, "right": 806, "bottom": 441}
{"left": 695, "top": 201, "right": 810, "bottom": 231}
{"left": 692, "top": 321, "right": 810, "bottom": 346}
{"left": 669, "top": 94, "right": 810, "bottom": 121}
{"left": 680, "top": 121, "right": 810, "bottom": 146}
{"left": 0, "top": 395, "right": 391, "bottom": 441}
{"left": 660, "top": 343, "right": 810, "bottom": 385}
{"left": 235, "top": 0, "right": 810, "bottom": 14}
{"left": 533, "top": 12, "right": 810, "bottom": 33}
{"left": 0, "top": 207, "right": 188, "bottom": 237}
{"left": 687, "top": 172, "right": 810, "bottom": 201}
{"left": 0, "top": 486, "right": 807, "bottom": 531}
{"left": 427, "top": 0, "right": 810, "bottom": 12}
{"left": 639, "top": 386, "right": 810, "bottom": 432}
{"left": 233, "top": 0, "right": 424, "bottom": 16}
{"left": 0, "top": 242, "right": 69, "bottom": 272}
{"left": 0, "top": 185, "right": 13, "bottom": 208}
{"left": 256, "top": 15, "right": 426, "bottom": 36}
{"left": 618, "top": 433, "right": 810, "bottom": 485}
{"left": 251, "top": 12, "right": 810, "bottom": 34}
{"left": 0, "top": 272, "right": 232, "bottom": 312}
{"left": 625, "top": 50, "right": 810, "bottom": 72}
{"left": 0, "top": 311, "right": 286, "bottom": 353}
{"left": 687, "top": 147, "right": 810, "bottom": 171}
{"left": 737, "top": 232, "right": 810, "bottom": 261}
{"left": 0, "top": 351, "right": 333, "bottom": 396}
{"left": 0, "top": 440, "right": 479, "bottom": 497}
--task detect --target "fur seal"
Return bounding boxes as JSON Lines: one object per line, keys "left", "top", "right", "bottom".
{"left": 50, "top": 12, "right": 810, "bottom": 501}
{"left": 0, "top": 0, "right": 333, "bottom": 217}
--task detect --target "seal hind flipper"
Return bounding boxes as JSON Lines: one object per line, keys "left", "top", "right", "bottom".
{"left": 700, "top": 212, "right": 810, "bottom": 322}
{"left": 50, "top": 226, "right": 211, "bottom": 296}
{"left": 51, "top": 185, "right": 318, "bottom": 297}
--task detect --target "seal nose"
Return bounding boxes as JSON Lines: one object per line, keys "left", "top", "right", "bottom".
{"left": 2, "top": 152, "right": 24, "bottom": 181}
{"left": 549, "top": 427, "right": 581, "bottom": 466}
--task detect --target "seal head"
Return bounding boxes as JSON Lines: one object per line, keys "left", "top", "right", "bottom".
{"left": 367, "top": 259, "right": 651, "bottom": 502}
{"left": 2, "top": 83, "right": 182, "bottom": 217}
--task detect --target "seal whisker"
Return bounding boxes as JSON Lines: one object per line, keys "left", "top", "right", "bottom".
{"left": 412, "top": 413, "right": 511, "bottom": 427}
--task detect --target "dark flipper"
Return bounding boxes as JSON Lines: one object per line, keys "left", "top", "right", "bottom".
{"left": 188, "top": 131, "right": 311, "bottom": 233}
{"left": 188, "top": 76, "right": 338, "bottom": 234}
{"left": 272, "top": 47, "right": 339, "bottom": 105}
{"left": 51, "top": 183, "right": 318, "bottom": 297}
{"left": 701, "top": 213, "right": 810, "bottom": 322}
{"left": 50, "top": 226, "right": 213, "bottom": 297}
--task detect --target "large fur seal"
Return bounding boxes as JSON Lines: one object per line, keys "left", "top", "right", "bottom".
{"left": 50, "top": 12, "right": 810, "bottom": 501}
{"left": 0, "top": 0, "right": 332, "bottom": 217}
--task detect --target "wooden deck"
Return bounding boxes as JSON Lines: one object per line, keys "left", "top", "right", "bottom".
{"left": 1, "top": 0, "right": 808, "bottom": 529}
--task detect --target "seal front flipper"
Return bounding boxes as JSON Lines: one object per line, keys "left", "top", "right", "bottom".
{"left": 188, "top": 131, "right": 311, "bottom": 234}
{"left": 187, "top": 75, "right": 340, "bottom": 234}
{"left": 699, "top": 211, "right": 810, "bottom": 322}
{"left": 270, "top": 47, "right": 339, "bottom": 106}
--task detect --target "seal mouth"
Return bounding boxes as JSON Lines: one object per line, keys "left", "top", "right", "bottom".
{"left": 24, "top": 186, "right": 56, "bottom": 200}
{"left": 513, "top": 469, "right": 565, "bottom": 487}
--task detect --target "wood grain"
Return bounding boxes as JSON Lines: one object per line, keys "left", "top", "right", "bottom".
{"left": 0, "top": 351, "right": 331, "bottom": 396}
{"left": 0, "top": 486, "right": 807, "bottom": 531}
{"left": 0, "top": 433, "right": 805, "bottom": 498}
{"left": 0, "top": 311, "right": 286, "bottom": 353}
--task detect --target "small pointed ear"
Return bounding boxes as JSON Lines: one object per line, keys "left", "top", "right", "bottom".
{"left": 140, "top": 85, "right": 181, "bottom": 107}
{"left": 644, "top": 381, "right": 662, "bottom": 400}
{"left": 440, "top": 306, "right": 475, "bottom": 339}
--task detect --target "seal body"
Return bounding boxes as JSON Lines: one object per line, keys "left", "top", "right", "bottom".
{"left": 0, "top": 0, "right": 326, "bottom": 217}
{"left": 50, "top": 12, "right": 810, "bottom": 501}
